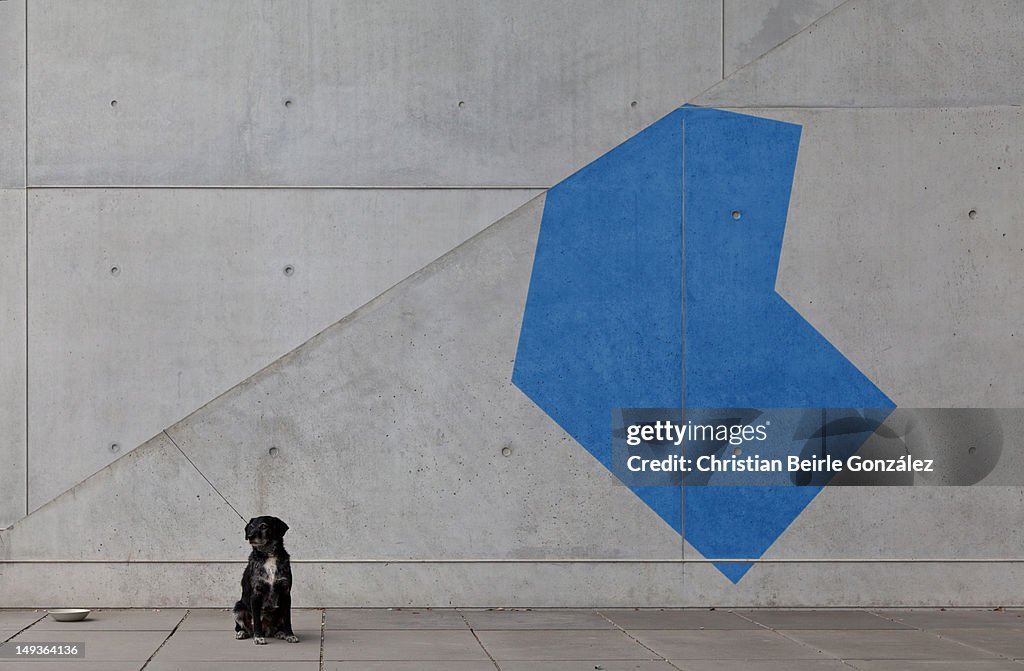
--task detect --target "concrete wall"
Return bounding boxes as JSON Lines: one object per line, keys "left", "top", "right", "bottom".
{"left": 2, "top": 0, "right": 1023, "bottom": 607}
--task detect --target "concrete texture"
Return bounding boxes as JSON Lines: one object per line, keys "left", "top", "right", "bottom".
{"left": 783, "top": 629, "right": 997, "bottom": 661}
{"left": 746, "top": 487, "right": 1024, "bottom": 560}
{"left": 324, "top": 609, "right": 467, "bottom": 630}
{"left": 5, "top": 608, "right": 1024, "bottom": 667}
{"left": 322, "top": 630, "right": 490, "bottom": 661}
{"left": 26, "top": 187, "right": 537, "bottom": 510}
{"left": 724, "top": 0, "right": 844, "bottom": 75}
{"left": 0, "top": 561, "right": 690, "bottom": 609}
{"left": 163, "top": 195, "right": 681, "bottom": 561}
{"left": 0, "top": 0, "right": 25, "bottom": 189}
{"left": 0, "top": 433, "right": 243, "bottom": 561}
{"left": 0, "top": 191, "right": 25, "bottom": 528}
{"left": 702, "top": 0, "right": 1024, "bottom": 107}
{"left": 473, "top": 629, "right": 653, "bottom": 661}
{"left": 0, "top": 610, "right": 44, "bottom": 630}
{"left": 27, "top": 0, "right": 720, "bottom": 186}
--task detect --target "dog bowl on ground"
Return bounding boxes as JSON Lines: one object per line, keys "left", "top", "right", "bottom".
{"left": 48, "top": 609, "right": 91, "bottom": 622}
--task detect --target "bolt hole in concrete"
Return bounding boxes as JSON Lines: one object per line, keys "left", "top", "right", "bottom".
{"left": 110, "top": 443, "right": 120, "bottom": 453}
{"left": 969, "top": 446, "right": 977, "bottom": 454}
{"left": 269, "top": 447, "right": 280, "bottom": 457}
{"left": 631, "top": 100, "right": 638, "bottom": 108}
{"left": 501, "top": 446, "right": 512, "bottom": 457}
{"left": 969, "top": 209, "right": 978, "bottom": 219}
{"left": 110, "top": 266, "right": 120, "bottom": 276}
{"left": 732, "top": 210, "right": 742, "bottom": 220}
{"left": 457, "top": 100, "right": 465, "bottom": 109}
{"left": 283, "top": 265, "right": 295, "bottom": 277}
{"left": 284, "top": 99, "right": 293, "bottom": 108}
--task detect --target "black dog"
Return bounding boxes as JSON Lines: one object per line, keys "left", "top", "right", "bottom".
{"left": 233, "top": 516, "right": 299, "bottom": 644}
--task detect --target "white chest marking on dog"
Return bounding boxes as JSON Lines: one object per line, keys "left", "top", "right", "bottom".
{"left": 265, "top": 557, "right": 277, "bottom": 583}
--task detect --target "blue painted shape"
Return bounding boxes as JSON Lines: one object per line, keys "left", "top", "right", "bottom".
{"left": 513, "top": 109, "right": 685, "bottom": 532}
{"left": 513, "top": 105, "right": 893, "bottom": 581}
{"left": 681, "top": 107, "right": 894, "bottom": 581}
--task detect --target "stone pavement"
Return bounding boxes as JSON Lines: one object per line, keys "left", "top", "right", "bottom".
{"left": 4, "top": 608, "right": 1024, "bottom": 670}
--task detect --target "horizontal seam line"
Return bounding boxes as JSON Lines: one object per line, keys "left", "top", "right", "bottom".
{"left": 24, "top": 185, "right": 550, "bottom": 190}
{"left": 3, "top": 558, "right": 1024, "bottom": 564}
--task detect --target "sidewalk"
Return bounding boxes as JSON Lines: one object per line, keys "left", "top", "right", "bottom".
{"left": 3, "top": 607, "right": 1024, "bottom": 670}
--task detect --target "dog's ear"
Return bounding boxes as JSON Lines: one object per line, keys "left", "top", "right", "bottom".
{"left": 275, "top": 518, "right": 289, "bottom": 537}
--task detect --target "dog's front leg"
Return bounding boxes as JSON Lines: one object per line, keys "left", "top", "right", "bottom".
{"left": 275, "top": 592, "right": 300, "bottom": 643}
{"left": 251, "top": 593, "right": 267, "bottom": 645}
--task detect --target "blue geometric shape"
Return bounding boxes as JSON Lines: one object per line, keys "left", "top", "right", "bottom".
{"left": 513, "top": 106, "right": 893, "bottom": 581}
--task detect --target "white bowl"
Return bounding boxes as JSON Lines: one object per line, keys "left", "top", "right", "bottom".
{"left": 48, "top": 609, "right": 91, "bottom": 622}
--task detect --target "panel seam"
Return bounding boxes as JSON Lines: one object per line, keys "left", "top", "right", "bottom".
{"left": 23, "top": 0, "right": 29, "bottom": 518}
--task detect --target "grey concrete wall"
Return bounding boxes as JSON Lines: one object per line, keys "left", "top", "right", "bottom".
{"left": 2, "top": 0, "right": 1024, "bottom": 607}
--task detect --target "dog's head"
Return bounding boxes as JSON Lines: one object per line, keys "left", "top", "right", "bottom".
{"left": 244, "top": 516, "right": 289, "bottom": 549}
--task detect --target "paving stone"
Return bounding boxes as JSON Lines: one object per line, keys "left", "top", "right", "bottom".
{"left": 325, "top": 608, "right": 467, "bottom": 630}
{"left": 323, "top": 630, "right": 489, "bottom": 661}
{"left": 784, "top": 630, "right": 998, "bottom": 661}
{"left": 0, "top": 611, "right": 45, "bottom": 629}
{"left": 930, "top": 628, "right": 1024, "bottom": 659}
{"left": 672, "top": 662, "right": 853, "bottom": 671}
{"left": 326, "top": 663, "right": 497, "bottom": 671}
{"left": 461, "top": 609, "right": 614, "bottom": 630}
{"left": 600, "top": 609, "right": 758, "bottom": 630}
{"left": 475, "top": 630, "right": 655, "bottom": 661}
{"left": 154, "top": 629, "right": 321, "bottom": 661}
{"left": 735, "top": 610, "right": 912, "bottom": 630}
{"left": 872, "top": 609, "right": 1024, "bottom": 630}
{"left": 147, "top": 662, "right": 320, "bottom": 671}
{"left": 847, "top": 662, "right": 1024, "bottom": 671}
{"left": 32, "top": 608, "right": 185, "bottom": 630}
{"left": 633, "top": 629, "right": 831, "bottom": 660}
{"left": 497, "top": 663, "right": 679, "bottom": 671}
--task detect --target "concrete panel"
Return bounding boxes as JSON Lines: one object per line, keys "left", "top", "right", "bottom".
{"left": 166, "top": 195, "right": 682, "bottom": 559}
{"left": 724, "top": 0, "right": 844, "bottom": 75}
{"left": 0, "top": 190, "right": 25, "bottom": 528}
{"left": 702, "top": 1, "right": 1024, "bottom": 107}
{"left": 757, "top": 107, "right": 1024, "bottom": 407}
{"left": 682, "top": 558, "right": 1024, "bottom": 607}
{"left": 0, "top": 561, "right": 686, "bottom": 608}
{"left": 0, "top": 0, "right": 25, "bottom": 188}
{"left": 0, "top": 433, "right": 243, "bottom": 560}
{"left": 27, "top": 187, "right": 537, "bottom": 510}
{"left": 28, "top": 0, "right": 721, "bottom": 186}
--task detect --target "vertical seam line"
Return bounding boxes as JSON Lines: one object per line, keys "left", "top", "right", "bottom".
{"left": 23, "top": 0, "right": 29, "bottom": 518}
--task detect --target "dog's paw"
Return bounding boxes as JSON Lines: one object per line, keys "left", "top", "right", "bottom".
{"left": 235, "top": 630, "right": 250, "bottom": 640}
{"left": 253, "top": 636, "right": 267, "bottom": 645}
{"left": 284, "top": 634, "right": 300, "bottom": 643}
